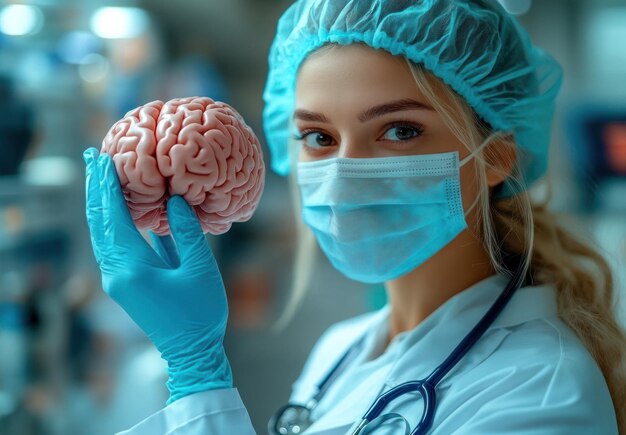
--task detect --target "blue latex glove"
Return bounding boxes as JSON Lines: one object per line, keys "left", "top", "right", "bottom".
{"left": 83, "top": 147, "right": 232, "bottom": 404}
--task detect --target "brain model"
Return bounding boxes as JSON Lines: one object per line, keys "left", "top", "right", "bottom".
{"left": 101, "top": 96, "right": 265, "bottom": 235}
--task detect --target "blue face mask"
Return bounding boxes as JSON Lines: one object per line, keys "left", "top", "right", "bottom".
{"left": 296, "top": 151, "right": 476, "bottom": 283}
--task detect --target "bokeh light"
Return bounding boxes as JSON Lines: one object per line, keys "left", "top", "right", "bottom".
{"left": 89, "top": 7, "right": 149, "bottom": 39}
{"left": 0, "top": 4, "right": 44, "bottom": 36}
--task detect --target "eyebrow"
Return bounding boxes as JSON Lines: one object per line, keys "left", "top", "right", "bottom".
{"left": 293, "top": 98, "right": 434, "bottom": 124}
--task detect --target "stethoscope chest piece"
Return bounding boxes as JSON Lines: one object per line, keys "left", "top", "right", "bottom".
{"left": 269, "top": 403, "right": 314, "bottom": 434}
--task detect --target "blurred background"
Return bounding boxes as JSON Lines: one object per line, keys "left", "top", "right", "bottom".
{"left": 0, "top": 0, "right": 625, "bottom": 433}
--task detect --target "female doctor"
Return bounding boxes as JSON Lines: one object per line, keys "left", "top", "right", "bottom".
{"left": 83, "top": 0, "right": 626, "bottom": 433}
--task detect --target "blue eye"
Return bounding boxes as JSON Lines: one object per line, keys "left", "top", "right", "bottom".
{"left": 382, "top": 125, "right": 424, "bottom": 141}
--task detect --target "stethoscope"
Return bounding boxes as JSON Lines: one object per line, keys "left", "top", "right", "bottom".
{"left": 268, "top": 267, "right": 526, "bottom": 435}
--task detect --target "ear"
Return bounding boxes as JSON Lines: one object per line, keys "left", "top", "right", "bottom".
{"left": 484, "top": 136, "right": 517, "bottom": 188}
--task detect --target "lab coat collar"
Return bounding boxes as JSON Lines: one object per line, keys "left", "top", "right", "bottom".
{"left": 304, "top": 274, "right": 559, "bottom": 433}
{"left": 417, "top": 273, "right": 558, "bottom": 329}
{"left": 378, "top": 273, "right": 558, "bottom": 385}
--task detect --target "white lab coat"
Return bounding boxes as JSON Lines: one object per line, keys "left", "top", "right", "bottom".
{"left": 118, "top": 274, "right": 618, "bottom": 434}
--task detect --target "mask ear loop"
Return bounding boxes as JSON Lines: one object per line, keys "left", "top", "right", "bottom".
{"left": 459, "top": 131, "right": 512, "bottom": 217}
{"left": 459, "top": 131, "right": 511, "bottom": 167}
{"left": 463, "top": 192, "right": 481, "bottom": 218}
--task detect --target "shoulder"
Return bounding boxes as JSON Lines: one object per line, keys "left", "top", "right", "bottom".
{"left": 488, "top": 306, "right": 608, "bottom": 391}
{"left": 288, "top": 309, "right": 383, "bottom": 403}
{"left": 445, "top": 316, "right": 618, "bottom": 433}
{"left": 476, "top": 282, "right": 612, "bottom": 404}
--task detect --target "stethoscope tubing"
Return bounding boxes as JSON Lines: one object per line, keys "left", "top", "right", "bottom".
{"left": 354, "top": 265, "right": 527, "bottom": 435}
{"left": 270, "top": 265, "right": 528, "bottom": 435}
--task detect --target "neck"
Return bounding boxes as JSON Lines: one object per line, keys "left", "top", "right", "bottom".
{"left": 384, "top": 229, "right": 495, "bottom": 344}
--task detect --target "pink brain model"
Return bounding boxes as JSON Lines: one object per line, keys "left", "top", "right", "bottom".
{"left": 101, "top": 96, "right": 265, "bottom": 235}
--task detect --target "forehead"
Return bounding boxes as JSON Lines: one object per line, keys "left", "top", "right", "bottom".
{"left": 295, "top": 44, "right": 421, "bottom": 105}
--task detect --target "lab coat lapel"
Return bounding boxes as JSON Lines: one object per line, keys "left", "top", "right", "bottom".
{"left": 384, "top": 274, "right": 512, "bottom": 386}
{"left": 305, "top": 275, "right": 513, "bottom": 433}
{"left": 386, "top": 277, "right": 557, "bottom": 387}
{"left": 303, "top": 275, "right": 559, "bottom": 434}
{"left": 304, "top": 359, "right": 392, "bottom": 432}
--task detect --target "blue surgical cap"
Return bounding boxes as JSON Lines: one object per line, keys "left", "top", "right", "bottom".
{"left": 262, "top": 0, "right": 563, "bottom": 197}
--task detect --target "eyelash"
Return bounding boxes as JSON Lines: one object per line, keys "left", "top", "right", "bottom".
{"left": 293, "top": 121, "right": 425, "bottom": 147}
{"left": 292, "top": 129, "right": 323, "bottom": 142}
{"left": 383, "top": 121, "right": 425, "bottom": 141}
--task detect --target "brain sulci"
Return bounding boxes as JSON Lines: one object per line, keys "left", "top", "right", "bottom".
{"left": 101, "top": 96, "right": 265, "bottom": 235}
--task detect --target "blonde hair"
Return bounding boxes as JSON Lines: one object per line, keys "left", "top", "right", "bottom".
{"left": 275, "top": 44, "right": 626, "bottom": 430}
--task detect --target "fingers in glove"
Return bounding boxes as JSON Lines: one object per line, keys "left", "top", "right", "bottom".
{"left": 166, "top": 196, "right": 215, "bottom": 270}
{"left": 98, "top": 154, "right": 155, "bottom": 267}
{"left": 149, "top": 232, "right": 180, "bottom": 268}
{"left": 84, "top": 148, "right": 104, "bottom": 264}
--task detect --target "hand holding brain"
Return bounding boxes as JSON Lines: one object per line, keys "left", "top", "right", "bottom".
{"left": 101, "top": 97, "right": 265, "bottom": 235}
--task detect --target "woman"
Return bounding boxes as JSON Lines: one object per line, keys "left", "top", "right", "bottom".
{"left": 83, "top": 0, "right": 626, "bottom": 433}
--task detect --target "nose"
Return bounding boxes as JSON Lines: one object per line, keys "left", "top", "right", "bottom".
{"left": 338, "top": 139, "right": 371, "bottom": 159}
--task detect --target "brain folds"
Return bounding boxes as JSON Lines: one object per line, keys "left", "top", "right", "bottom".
{"left": 101, "top": 96, "right": 265, "bottom": 235}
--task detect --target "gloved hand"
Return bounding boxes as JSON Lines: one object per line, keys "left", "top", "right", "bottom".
{"left": 83, "top": 147, "right": 232, "bottom": 404}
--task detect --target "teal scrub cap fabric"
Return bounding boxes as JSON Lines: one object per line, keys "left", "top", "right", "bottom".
{"left": 262, "top": 0, "right": 563, "bottom": 197}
